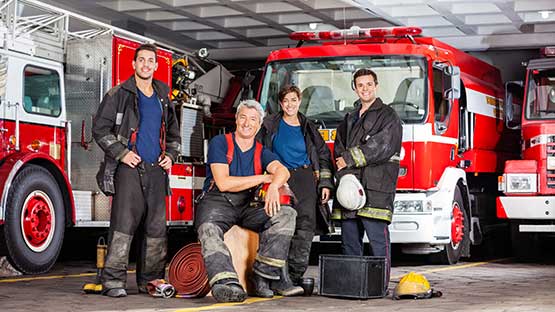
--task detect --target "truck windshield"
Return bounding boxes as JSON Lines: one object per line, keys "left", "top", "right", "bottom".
{"left": 526, "top": 68, "right": 555, "bottom": 120}
{"left": 260, "top": 56, "right": 427, "bottom": 127}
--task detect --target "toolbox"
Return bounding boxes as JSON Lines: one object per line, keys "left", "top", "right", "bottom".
{"left": 318, "top": 254, "right": 387, "bottom": 299}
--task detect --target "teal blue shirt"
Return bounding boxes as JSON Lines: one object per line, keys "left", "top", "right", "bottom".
{"left": 272, "top": 119, "right": 311, "bottom": 169}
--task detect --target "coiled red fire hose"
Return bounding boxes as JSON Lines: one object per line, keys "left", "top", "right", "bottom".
{"left": 168, "top": 242, "right": 211, "bottom": 298}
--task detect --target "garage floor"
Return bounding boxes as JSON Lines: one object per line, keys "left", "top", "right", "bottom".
{"left": 2, "top": 251, "right": 554, "bottom": 312}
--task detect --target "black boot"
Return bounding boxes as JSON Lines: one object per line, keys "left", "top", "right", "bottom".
{"left": 249, "top": 274, "right": 274, "bottom": 298}
{"left": 102, "top": 288, "right": 127, "bottom": 298}
{"left": 270, "top": 265, "right": 304, "bottom": 296}
{"left": 211, "top": 280, "right": 247, "bottom": 303}
{"left": 288, "top": 230, "right": 313, "bottom": 285}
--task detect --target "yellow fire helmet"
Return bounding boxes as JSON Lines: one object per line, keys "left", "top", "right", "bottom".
{"left": 393, "top": 272, "right": 442, "bottom": 300}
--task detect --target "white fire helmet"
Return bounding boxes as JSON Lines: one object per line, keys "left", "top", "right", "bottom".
{"left": 336, "top": 174, "right": 366, "bottom": 210}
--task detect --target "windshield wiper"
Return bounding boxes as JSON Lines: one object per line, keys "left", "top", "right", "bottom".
{"left": 311, "top": 118, "right": 327, "bottom": 129}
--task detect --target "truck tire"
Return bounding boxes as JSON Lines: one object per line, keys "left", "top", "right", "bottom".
{"left": 431, "top": 186, "right": 469, "bottom": 265}
{"left": 3, "top": 165, "right": 65, "bottom": 274}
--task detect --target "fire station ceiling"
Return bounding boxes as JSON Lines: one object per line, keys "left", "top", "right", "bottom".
{"left": 41, "top": 0, "right": 555, "bottom": 60}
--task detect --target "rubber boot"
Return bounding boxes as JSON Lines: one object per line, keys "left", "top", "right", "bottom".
{"left": 103, "top": 288, "right": 127, "bottom": 298}
{"left": 211, "top": 280, "right": 247, "bottom": 303}
{"left": 101, "top": 231, "right": 133, "bottom": 291}
{"left": 249, "top": 273, "right": 274, "bottom": 298}
{"left": 288, "top": 230, "right": 313, "bottom": 285}
{"left": 270, "top": 265, "right": 304, "bottom": 296}
{"left": 136, "top": 236, "right": 167, "bottom": 291}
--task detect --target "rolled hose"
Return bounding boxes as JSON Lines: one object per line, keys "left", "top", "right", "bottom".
{"left": 168, "top": 242, "right": 211, "bottom": 298}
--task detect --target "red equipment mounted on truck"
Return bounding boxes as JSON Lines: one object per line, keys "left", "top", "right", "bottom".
{"left": 258, "top": 26, "right": 519, "bottom": 264}
{"left": 497, "top": 46, "right": 555, "bottom": 257}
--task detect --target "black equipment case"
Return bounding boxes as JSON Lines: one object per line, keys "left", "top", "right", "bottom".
{"left": 318, "top": 255, "right": 387, "bottom": 299}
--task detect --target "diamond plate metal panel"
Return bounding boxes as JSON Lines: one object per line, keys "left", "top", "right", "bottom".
{"left": 94, "top": 193, "right": 112, "bottom": 221}
{"left": 65, "top": 35, "right": 113, "bottom": 191}
{"left": 180, "top": 105, "right": 204, "bottom": 159}
{"left": 73, "top": 190, "right": 93, "bottom": 222}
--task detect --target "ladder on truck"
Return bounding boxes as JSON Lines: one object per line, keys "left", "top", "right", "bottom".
{"left": 0, "top": 0, "right": 158, "bottom": 62}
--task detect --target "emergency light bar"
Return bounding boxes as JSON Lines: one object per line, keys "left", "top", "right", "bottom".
{"left": 541, "top": 47, "right": 555, "bottom": 57}
{"left": 289, "top": 26, "right": 422, "bottom": 41}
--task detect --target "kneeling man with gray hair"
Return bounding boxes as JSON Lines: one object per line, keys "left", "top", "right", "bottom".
{"left": 195, "top": 100, "right": 303, "bottom": 302}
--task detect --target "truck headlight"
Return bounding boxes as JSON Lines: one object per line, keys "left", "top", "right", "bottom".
{"left": 394, "top": 200, "right": 432, "bottom": 213}
{"left": 505, "top": 173, "right": 537, "bottom": 193}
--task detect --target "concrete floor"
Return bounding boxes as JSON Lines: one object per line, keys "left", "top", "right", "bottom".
{"left": 1, "top": 254, "right": 554, "bottom": 312}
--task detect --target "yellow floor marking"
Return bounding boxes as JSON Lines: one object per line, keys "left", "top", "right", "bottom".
{"left": 390, "top": 257, "right": 510, "bottom": 280}
{"left": 0, "top": 270, "right": 136, "bottom": 283}
{"left": 173, "top": 296, "right": 283, "bottom": 312}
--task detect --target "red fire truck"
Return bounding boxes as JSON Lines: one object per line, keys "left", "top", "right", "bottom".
{"left": 497, "top": 47, "right": 555, "bottom": 257}
{"left": 0, "top": 0, "right": 215, "bottom": 274}
{"left": 258, "top": 26, "right": 520, "bottom": 264}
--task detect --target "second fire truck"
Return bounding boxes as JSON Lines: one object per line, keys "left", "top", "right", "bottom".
{"left": 497, "top": 47, "right": 555, "bottom": 257}
{"left": 258, "top": 26, "right": 520, "bottom": 264}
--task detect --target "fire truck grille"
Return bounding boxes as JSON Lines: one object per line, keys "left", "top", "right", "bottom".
{"left": 547, "top": 141, "right": 555, "bottom": 188}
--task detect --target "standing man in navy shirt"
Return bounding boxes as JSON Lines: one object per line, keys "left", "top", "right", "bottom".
{"left": 196, "top": 100, "right": 301, "bottom": 303}
{"left": 93, "top": 43, "right": 181, "bottom": 297}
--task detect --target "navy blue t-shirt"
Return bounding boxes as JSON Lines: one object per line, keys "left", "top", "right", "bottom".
{"left": 134, "top": 89, "right": 162, "bottom": 163}
{"left": 272, "top": 119, "right": 311, "bottom": 169}
{"left": 204, "top": 133, "right": 279, "bottom": 191}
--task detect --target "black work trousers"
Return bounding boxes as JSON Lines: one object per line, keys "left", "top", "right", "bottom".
{"left": 287, "top": 166, "right": 317, "bottom": 282}
{"left": 101, "top": 162, "right": 168, "bottom": 290}
{"left": 195, "top": 189, "right": 297, "bottom": 286}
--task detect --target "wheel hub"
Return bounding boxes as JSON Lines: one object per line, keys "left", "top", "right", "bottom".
{"left": 451, "top": 203, "right": 464, "bottom": 246}
{"left": 22, "top": 191, "right": 55, "bottom": 251}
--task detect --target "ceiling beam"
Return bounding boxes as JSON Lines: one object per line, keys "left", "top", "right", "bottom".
{"left": 40, "top": 0, "right": 206, "bottom": 51}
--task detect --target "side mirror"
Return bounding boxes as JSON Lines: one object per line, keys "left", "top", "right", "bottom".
{"left": 504, "top": 81, "right": 523, "bottom": 130}
{"left": 443, "top": 65, "right": 460, "bottom": 100}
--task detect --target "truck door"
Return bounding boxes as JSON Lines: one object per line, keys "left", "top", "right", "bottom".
{"left": 5, "top": 55, "right": 66, "bottom": 168}
{"left": 432, "top": 66, "right": 460, "bottom": 172}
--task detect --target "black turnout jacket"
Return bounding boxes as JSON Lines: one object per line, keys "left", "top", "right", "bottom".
{"left": 332, "top": 98, "right": 403, "bottom": 223}
{"left": 92, "top": 76, "right": 181, "bottom": 195}
{"left": 257, "top": 111, "right": 334, "bottom": 234}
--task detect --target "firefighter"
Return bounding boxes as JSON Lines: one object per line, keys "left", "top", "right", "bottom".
{"left": 92, "top": 43, "right": 181, "bottom": 298}
{"left": 332, "top": 68, "right": 402, "bottom": 291}
{"left": 257, "top": 85, "right": 334, "bottom": 288}
{"left": 195, "top": 100, "right": 302, "bottom": 303}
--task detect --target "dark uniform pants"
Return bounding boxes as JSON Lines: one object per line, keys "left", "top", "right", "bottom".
{"left": 195, "top": 189, "right": 297, "bottom": 285}
{"left": 101, "top": 163, "right": 168, "bottom": 290}
{"left": 287, "top": 166, "right": 317, "bottom": 282}
{"left": 341, "top": 218, "right": 391, "bottom": 290}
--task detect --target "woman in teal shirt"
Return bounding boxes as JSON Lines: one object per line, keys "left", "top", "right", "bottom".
{"left": 257, "top": 85, "right": 334, "bottom": 291}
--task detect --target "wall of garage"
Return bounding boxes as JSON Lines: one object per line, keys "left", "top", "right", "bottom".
{"left": 470, "top": 49, "right": 541, "bottom": 82}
